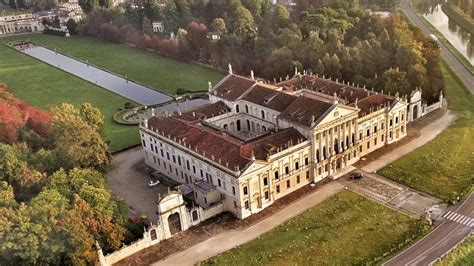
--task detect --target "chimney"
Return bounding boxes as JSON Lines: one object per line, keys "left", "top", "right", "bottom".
{"left": 228, "top": 63, "right": 233, "bottom": 74}
{"left": 208, "top": 81, "right": 213, "bottom": 92}
{"left": 250, "top": 70, "right": 255, "bottom": 80}
{"left": 251, "top": 150, "right": 255, "bottom": 161}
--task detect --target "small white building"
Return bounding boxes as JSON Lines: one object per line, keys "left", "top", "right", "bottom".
{"left": 152, "top": 21, "right": 164, "bottom": 33}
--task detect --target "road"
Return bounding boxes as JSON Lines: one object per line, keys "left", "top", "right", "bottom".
{"left": 400, "top": 0, "right": 473, "bottom": 93}
{"left": 384, "top": 192, "right": 473, "bottom": 265}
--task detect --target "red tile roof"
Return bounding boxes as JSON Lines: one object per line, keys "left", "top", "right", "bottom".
{"left": 213, "top": 75, "right": 256, "bottom": 101}
{"left": 178, "top": 101, "right": 230, "bottom": 122}
{"left": 279, "top": 96, "right": 334, "bottom": 127}
{"left": 242, "top": 84, "right": 297, "bottom": 112}
{"left": 241, "top": 128, "right": 307, "bottom": 160}
{"left": 351, "top": 94, "right": 395, "bottom": 117}
{"left": 279, "top": 75, "right": 373, "bottom": 104}
{"left": 146, "top": 111, "right": 308, "bottom": 175}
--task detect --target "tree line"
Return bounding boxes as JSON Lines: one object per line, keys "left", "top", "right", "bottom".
{"left": 449, "top": 0, "right": 474, "bottom": 20}
{"left": 79, "top": 0, "right": 444, "bottom": 103}
{"left": 0, "top": 83, "right": 130, "bottom": 264}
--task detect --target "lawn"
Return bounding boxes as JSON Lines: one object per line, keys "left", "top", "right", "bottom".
{"left": 0, "top": 44, "right": 139, "bottom": 152}
{"left": 2, "top": 34, "right": 225, "bottom": 94}
{"left": 202, "top": 191, "right": 429, "bottom": 265}
{"left": 378, "top": 62, "right": 474, "bottom": 203}
{"left": 436, "top": 235, "right": 474, "bottom": 266}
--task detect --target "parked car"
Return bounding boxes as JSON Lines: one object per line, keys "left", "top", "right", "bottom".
{"left": 350, "top": 172, "right": 364, "bottom": 180}
{"left": 148, "top": 179, "right": 160, "bottom": 187}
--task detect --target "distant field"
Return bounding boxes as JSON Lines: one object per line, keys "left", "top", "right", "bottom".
{"left": 202, "top": 191, "right": 428, "bottom": 265}
{"left": 0, "top": 44, "right": 138, "bottom": 152}
{"left": 2, "top": 34, "right": 225, "bottom": 94}
{"left": 379, "top": 62, "right": 474, "bottom": 202}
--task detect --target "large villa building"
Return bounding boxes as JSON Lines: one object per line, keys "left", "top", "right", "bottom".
{"left": 139, "top": 69, "right": 410, "bottom": 219}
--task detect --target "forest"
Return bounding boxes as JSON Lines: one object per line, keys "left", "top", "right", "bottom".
{"left": 79, "top": 0, "right": 444, "bottom": 103}
{"left": 0, "top": 83, "right": 131, "bottom": 264}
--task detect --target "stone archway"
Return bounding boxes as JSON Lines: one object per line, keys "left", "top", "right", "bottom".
{"left": 168, "top": 213, "right": 182, "bottom": 235}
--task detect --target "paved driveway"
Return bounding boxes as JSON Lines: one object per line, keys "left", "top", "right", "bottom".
{"left": 106, "top": 146, "right": 168, "bottom": 223}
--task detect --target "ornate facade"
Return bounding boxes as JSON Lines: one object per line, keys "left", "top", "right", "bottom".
{"left": 139, "top": 69, "right": 409, "bottom": 219}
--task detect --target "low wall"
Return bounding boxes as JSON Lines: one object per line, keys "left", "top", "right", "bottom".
{"left": 103, "top": 239, "right": 148, "bottom": 265}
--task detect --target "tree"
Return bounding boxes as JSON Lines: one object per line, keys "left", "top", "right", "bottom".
{"left": 380, "top": 68, "right": 410, "bottom": 96}
{"left": 211, "top": 18, "right": 227, "bottom": 34}
{"left": 66, "top": 19, "right": 78, "bottom": 35}
{"left": 51, "top": 103, "right": 111, "bottom": 172}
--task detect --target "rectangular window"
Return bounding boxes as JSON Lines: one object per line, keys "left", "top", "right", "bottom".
{"left": 186, "top": 160, "right": 190, "bottom": 170}
{"left": 204, "top": 197, "right": 207, "bottom": 204}
{"left": 142, "top": 140, "right": 146, "bottom": 147}
{"left": 359, "top": 132, "right": 363, "bottom": 140}
{"left": 274, "top": 171, "right": 279, "bottom": 179}
{"left": 367, "top": 142, "right": 370, "bottom": 149}
{"left": 234, "top": 201, "right": 237, "bottom": 208}
{"left": 306, "top": 170, "right": 310, "bottom": 179}
{"left": 396, "top": 117, "right": 399, "bottom": 124}
{"left": 243, "top": 186, "right": 248, "bottom": 195}
{"left": 244, "top": 200, "right": 249, "bottom": 209}
{"left": 390, "top": 119, "right": 393, "bottom": 126}
{"left": 192, "top": 165, "right": 196, "bottom": 174}
{"left": 232, "top": 186, "right": 236, "bottom": 195}
{"left": 178, "top": 156, "right": 181, "bottom": 166}
{"left": 381, "top": 122, "right": 384, "bottom": 130}
{"left": 374, "top": 125, "right": 377, "bottom": 133}
{"left": 297, "top": 175, "right": 300, "bottom": 184}
{"left": 166, "top": 152, "right": 170, "bottom": 160}
{"left": 276, "top": 185, "right": 280, "bottom": 193}
{"left": 366, "top": 129, "right": 370, "bottom": 137}
{"left": 150, "top": 143, "right": 154, "bottom": 152}
{"left": 305, "top": 157, "right": 309, "bottom": 165}
{"left": 218, "top": 179, "right": 221, "bottom": 187}
{"left": 200, "top": 169, "right": 203, "bottom": 178}
{"left": 295, "top": 161, "right": 299, "bottom": 170}
{"left": 172, "top": 155, "right": 176, "bottom": 163}
{"left": 285, "top": 166, "right": 289, "bottom": 175}
{"left": 286, "top": 180, "right": 290, "bottom": 188}
{"left": 263, "top": 177, "right": 268, "bottom": 186}
{"left": 374, "top": 138, "right": 377, "bottom": 145}
{"left": 359, "top": 145, "right": 362, "bottom": 152}
{"left": 382, "top": 135, "right": 385, "bottom": 141}
{"left": 264, "top": 191, "right": 269, "bottom": 200}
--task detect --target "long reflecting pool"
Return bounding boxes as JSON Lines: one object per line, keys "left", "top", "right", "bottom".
{"left": 22, "top": 45, "right": 173, "bottom": 105}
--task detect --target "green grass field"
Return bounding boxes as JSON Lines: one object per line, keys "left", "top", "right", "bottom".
{"left": 2, "top": 34, "right": 225, "bottom": 94}
{"left": 379, "top": 63, "right": 474, "bottom": 203}
{"left": 0, "top": 45, "right": 139, "bottom": 152}
{"left": 202, "top": 191, "right": 428, "bottom": 265}
{"left": 436, "top": 235, "right": 474, "bottom": 266}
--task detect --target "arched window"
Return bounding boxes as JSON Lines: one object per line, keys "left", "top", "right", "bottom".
{"left": 261, "top": 110, "right": 265, "bottom": 119}
{"left": 245, "top": 105, "right": 249, "bottom": 113}
{"left": 237, "top": 120, "right": 241, "bottom": 131}
{"left": 236, "top": 104, "right": 240, "bottom": 113}
{"left": 262, "top": 126, "right": 266, "bottom": 132}
{"left": 246, "top": 119, "right": 250, "bottom": 130}
{"left": 223, "top": 124, "right": 228, "bottom": 130}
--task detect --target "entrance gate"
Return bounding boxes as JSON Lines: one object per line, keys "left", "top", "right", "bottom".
{"left": 168, "top": 213, "right": 182, "bottom": 235}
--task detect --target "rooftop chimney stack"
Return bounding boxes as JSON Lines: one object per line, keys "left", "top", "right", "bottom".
{"left": 250, "top": 70, "right": 255, "bottom": 80}
{"left": 228, "top": 63, "right": 233, "bottom": 74}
